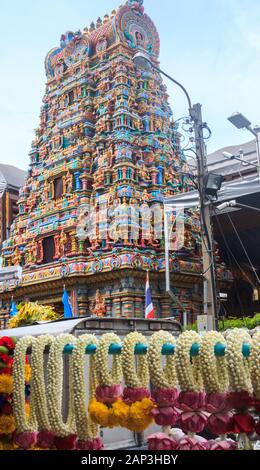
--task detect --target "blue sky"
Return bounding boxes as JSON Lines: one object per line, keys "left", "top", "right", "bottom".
{"left": 1, "top": 0, "right": 260, "bottom": 169}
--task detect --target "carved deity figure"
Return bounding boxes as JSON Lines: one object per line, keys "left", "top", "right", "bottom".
{"left": 91, "top": 290, "right": 106, "bottom": 317}
{"left": 64, "top": 171, "right": 73, "bottom": 194}
{"left": 59, "top": 231, "right": 67, "bottom": 257}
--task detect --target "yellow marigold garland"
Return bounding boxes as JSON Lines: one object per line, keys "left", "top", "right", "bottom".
{"left": 120, "top": 332, "right": 154, "bottom": 432}
{"left": 0, "top": 374, "right": 13, "bottom": 395}
{"left": 89, "top": 333, "right": 123, "bottom": 429}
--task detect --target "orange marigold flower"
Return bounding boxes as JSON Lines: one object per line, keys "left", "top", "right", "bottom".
{"left": 0, "top": 415, "right": 16, "bottom": 435}
{"left": 0, "top": 374, "right": 13, "bottom": 395}
{"left": 25, "top": 364, "right": 31, "bottom": 383}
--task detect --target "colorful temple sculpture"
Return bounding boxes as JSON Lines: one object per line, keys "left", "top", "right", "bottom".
{"left": 0, "top": 0, "right": 231, "bottom": 326}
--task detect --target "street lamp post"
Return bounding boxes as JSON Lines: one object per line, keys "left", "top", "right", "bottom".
{"left": 133, "top": 51, "right": 218, "bottom": 330}
{"left": 228, "top": 112, "right": 260, "bottom": 182}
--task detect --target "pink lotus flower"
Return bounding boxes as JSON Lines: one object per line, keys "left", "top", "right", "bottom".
{"left": 37, "top": 430, "right": 55, "bottom": 449}
{"left": 179, "top": 411, "right": 208, "bottom": 434}
{"left": 95, "top": 384, "right": 123, "bottom": 404}
{"left": 208, "top": 439, "right": 237, "bottom": 451}
{"left": 178, "top": 391, "right": 206, "bottom": 411}
{"left": 77, "top": 437, "right": 104, "bottom": 450}
{"left": 176, "top": 436, "right": 208, "bottom": 450}
{"left": 123, "top": 387, "right": 151, "bottom": 404}
{"left": 152, "top": 406, "right": 180, "bottom": 426}
{"left": 14, "top": 431, "right": 38, "bottom": 449}
{"left": 152, "top": 388, "right": 179, "bottom": 407}
{"left": 148, "top": 433, "right": 177, "bottom": 451}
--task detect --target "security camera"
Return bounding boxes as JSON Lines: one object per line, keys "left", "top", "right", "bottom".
{"left": 223, "top": 152, "right": 235, "bottom": 160}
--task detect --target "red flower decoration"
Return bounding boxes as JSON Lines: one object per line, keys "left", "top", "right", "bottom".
{"left": 37, "top": 431, "right": 55, "bottom": 449}
{"left": 231, "top": 414, "right": 255, "bottom": 434}
{"left": 152, "top": 406, "right": 180, "bottom": 426}
{"left": 54, "top": 434, "right": 77, "bottom": 450}
{"left": 148, "top": 433, "right": 176, "bottom": 451}
{"left": 77, "top": 437, "right": 104, "bottom": 450}
{"left": 0, "top": 337, "right": 15, "bottom": 351}
{"left": 176, "top": 436, "right": 208, "bottom": 450}
{"left": 205, "top": 392, "right": 229, "bottom": 414}
{"left": 123, "top": 387, "right": 151, "bottom": 405}
{"left": 207, "top": 412, "right": 233, "bottom": 435}
{"left": 152, "top": 388, "right": 179, "bottom": 407}
{"left": 178, "top": 391, "right": 206, "bottom": 411}
{"left": 0, "top": 354, "right": 12, "bottom": 365}
{"left": 255, "top": 420, "right": 260, "bottom": 436}
{"left": 227, "top": 391, "right": 252, "bottom": 410}
{"left": 95, "top": 384, "right": 123, "bottom": 404}
{"left": 209, "top": 439, "right": 237, "bottom": 451}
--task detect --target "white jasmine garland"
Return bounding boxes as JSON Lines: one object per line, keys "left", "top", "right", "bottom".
{"left": 226, "top": 329, "right": 252, "bottom": 394}
{"left": 95, "top": 333, "right": 122, "bottom": 386}
{"left": 148, "top": 331, "right": 177, "bottom": 388}
{"left": 200, "top": 331, "right": 229, "bottom": 393}
{"left": 122, "top": 332, "right": 149, "bottom": 388}
{"left": 31, "top": 335, "right": 54, "bottom": 431}
{"left": 175, "top": 331, "right": 203, "bottom": 392}
{"left": 250, "top": 331, "right": 260, "bottom": 399}
{"left": 72, "top": 334, "right": 99, "bottom": 441}
{"left": 47, "top": 334, "right": 76, "bottom": 437}
{"left": 13, "top": 336, "right": 38, "bottom": 433}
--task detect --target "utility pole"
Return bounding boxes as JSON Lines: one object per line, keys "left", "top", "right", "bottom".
{"left": 132, "top": 52, "right": 219, "bottom": 330}
{"left": 191, "top": 103, "right": 218, "bottom": 330}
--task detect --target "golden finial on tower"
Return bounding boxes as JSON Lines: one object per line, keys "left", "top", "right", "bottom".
{"left": 111, "top": 9, "right": 117, "bottom": 18}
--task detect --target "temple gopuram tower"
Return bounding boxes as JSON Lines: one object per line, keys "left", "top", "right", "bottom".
{"left": 0, "top": 0, "right": 217, "bottom": 324}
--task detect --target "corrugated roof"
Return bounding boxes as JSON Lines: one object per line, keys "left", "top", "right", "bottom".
{"left": 0, "top": 164, "right": 26, "bottom": 190}
{"left": 207, "top": 140, "right": 257, "bottom": 176}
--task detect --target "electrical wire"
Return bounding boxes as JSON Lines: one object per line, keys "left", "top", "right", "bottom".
{"left": 213, "top": 208, "right": 259, "bottom": 292}
{"left": 213, "top": 207, "right": 246, "bottom": 316}
{"left": 226, "top": 213, "right": 260, "bottom": 285}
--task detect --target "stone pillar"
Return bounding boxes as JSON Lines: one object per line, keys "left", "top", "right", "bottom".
{"left": 77, "top": 287, "right": 89, "bottom": 316}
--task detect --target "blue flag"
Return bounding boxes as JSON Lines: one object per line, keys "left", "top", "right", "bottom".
{"left": 62, "top": 289, "right": 73, "bottom": 318}
{"left": 10, "top": 300, "right": 18, "bottom": 318}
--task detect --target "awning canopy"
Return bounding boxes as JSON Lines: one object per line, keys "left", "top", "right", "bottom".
{"left": 164, "top": 176, "right": 260, "bottom": 210}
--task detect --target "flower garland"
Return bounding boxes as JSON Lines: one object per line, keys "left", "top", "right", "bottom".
{"left": 250, "top": 331, "right": 260, "bottom": 401}
{"left": 252, "top": 331, "right": 260, "bottom": 437}
{"left": 89, "top": 333, "right": 122, "bottom": 429}
{"left": 226, "top": 329, "right": 254, "bottom": 449}
{"left": 148, "top": 331, "right": 179, "bottom": 437}
{"left": 0, "top": 336, "right": 17, "bottom": 450}
{"left": 175, "top": 331, "right": 207, "bottom": 439}
{"left": 13, "top": 336, "right": 38, "bottom": 449}
{"left": 200, "top": 331, "right": 234, "bottom": 449}
{"left": 30, "top": 335, "right": 55, "bottom": 449}
{"left": 72, "top": 334, "right": 104, "bottom": 450}
{"left": 47, "top": 334, "right": 77, "bottom": 450}
{"left": 120, "top": 332, "right": 154, "bottom": 433}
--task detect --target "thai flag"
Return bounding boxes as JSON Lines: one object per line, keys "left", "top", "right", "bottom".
{"left": 145, "top": 271, "right": 155, "bottom": 319}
